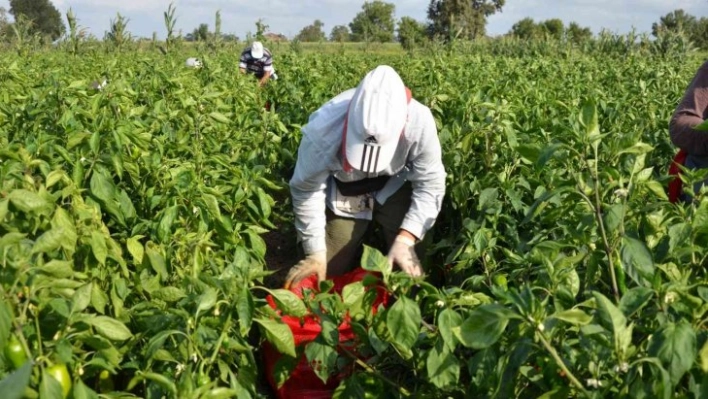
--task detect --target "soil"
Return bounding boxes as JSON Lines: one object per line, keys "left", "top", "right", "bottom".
{"left": 262, "top": 221, "right": 299, "bottom": 289}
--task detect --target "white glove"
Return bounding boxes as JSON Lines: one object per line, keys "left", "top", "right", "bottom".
{"left": 387, "top": 235, "right": 423, "bottom": 277}
{"left": 284, "top": 251, "right": 327, "bottom": 289}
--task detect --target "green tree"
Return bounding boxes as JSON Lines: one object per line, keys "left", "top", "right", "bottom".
{"left": 427, "top": 0, "right": 505, "bottom": 41}
{"left": 9, "top": 0, "right": 65, "bottom": 41}
{"left": 330, "top": 25, "right": 350, "bottom": 42}
{"left": 192, "top": 23, "right": 209, "bottom": 41}
{"left": 398, "top": 16, "right": 427, "bottom": 50}
{"left": 693, "top": 18, "right": 708, "bottom": 49}
{"left": 652, "top": 9, "right": 696, "bottom": 37}
{"left": 296, "top": 19, "right": 326, "bottom": 42}
{"left": 510, "top": 17, "right": 539, "bottom": 39}
{"left": 0, "top": 7, "right": 9, "bottom": 39}
{"left": 541, "top": 18, "right": 564, "bottom": 39}
{"left": 566, "top": 22, "right": 592, "bottom": 43}
{"left": 349, "top": 1, "right": 396, "bottom": 43}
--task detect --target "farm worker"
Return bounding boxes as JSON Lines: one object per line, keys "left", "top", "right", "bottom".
{"left": 285, "top": 65, "right": 447, "bottom": 287}
{"left": 239, "top": 41, "right": 277, "bottom": 87}
{"left": 669, "top": 60, "right": 708, "bottom": 200}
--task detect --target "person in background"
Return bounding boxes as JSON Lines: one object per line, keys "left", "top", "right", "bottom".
{"left": 669, "top": 60, "right": 708, "bottom": 200}
{"left": 239, "top": 41, "right": 277, "bottom": 87}
{"left": 285, "top": 65, "right": 447, "bottom": 288}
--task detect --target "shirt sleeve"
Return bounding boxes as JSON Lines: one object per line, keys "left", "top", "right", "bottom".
{"left": 289, "top": 134, "right": 331, "bottom": 254}
{"left": 263, "top": 51, "right": 273, "bottom": 72}
{"left": 238, "top": 50, "right": 248, "bottom": 69}
{"left": 670, "top": 61, "right": 708, "bottom": 155}
{"left": 399, "top": 106, "right": 447, "bottom": 240}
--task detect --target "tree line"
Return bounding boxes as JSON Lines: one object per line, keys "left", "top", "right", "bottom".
{"left": 1, "top": 0, "right": 707, "bottom": 52}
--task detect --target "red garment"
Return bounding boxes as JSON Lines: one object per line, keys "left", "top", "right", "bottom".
{"left": 668, "top": 149, "right": 688, "bottom": 203}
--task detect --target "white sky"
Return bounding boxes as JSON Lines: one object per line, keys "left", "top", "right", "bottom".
{"left": 1, "top": 0, "right": 707, "bottom": 39}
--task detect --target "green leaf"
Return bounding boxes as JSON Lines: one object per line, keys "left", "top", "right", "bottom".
{"left": 40, "top": 369, "right": 64, "bottom": 399}
{"left": 361, "top": 245, "right": 389, "bottom": 275}
{"left": 580, "top": 99, "right": 600, "bottom": 138}
{"left": 145, "top": 244, "right": 168, "bottom": 281}
{"left": 209, "top": 112, "right": 230, "bottom": 124}
{"left": 254, "top": 318, "right": 295, "bottom": 357}
{"left": 386, "top": 296, "right": 421, "bottom": 354}
{"left": 7, "top": 189, "right": 50, "bottom": 214}
{"left": 267, "top": 289, "right": 307, "bottom": 318}
{"left": 648, "top": 321, "right": 697, "bottom": 387}
{"left": 91, "top": 284, "right": 108, "bottom": 314}
{"left": 126, "top": 236, "right": 144, "bottom": 265}
{"left": 437, "top": 308, "right": 462, "bottom": 352}
{"left": 90, "top": 170, "right": 115, "bottom": 203}
{"left": 619, "top": 287, "right": 654, "bottom": 317}
{"left": 668, "top": 223, "right": 691, "bottom": 255}
{"left": 620, "top": 237, "right": 655, "bottom": 286}
{"left": 39, "top": 261, "right": 74, "bottom": 278}
{"left": 90, "top": 232, "right": 107, "bottom": 265}
{"left": 72, "top": 379, "right": 99, "bottom": 399}
{"left": 454, "top": 304, "right": 511, "bottom": 349}
{"left": 304, "top": 340, "right": 338, "bottom": 384}
{"left": 80, "top": 315, "right": 133, "bottom": 341}
{"left": 693, "top": 119, "right": 708, "bottom": 131}
{"left": 197, "top": 288, "right": 218, "bottom": 315}
{"left": 152, "top": 287, "right": 187, "bottom": 303}
{"left": 0, "top": 361, "right": 32, "bottom": 399}
{"left": 426, "top": 342, "right": 460, "bottom": 389}
{"left": 700, "top": 340, "right": 708, "bottom": 373}
{"left": 237, "top": 289, "right": 254, "bottom": 336}
{"left": 592, "top": 292, "right": 626, "bottom": 334}
{"left": 32, "top": 228, "right": 64, "bottom": 254}
{"left": 157, "top": 205, "right": 179, "bottom": 243}
{"left": 551, "top": 308, "right": 592, "bottom": 326}
{"left": 72, "top": 283, "right": 93, "bottom": 313}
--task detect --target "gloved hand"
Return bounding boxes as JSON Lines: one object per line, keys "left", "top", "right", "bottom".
{"left": 387, "top": 235, "right": 423, "bottom": 277}
{"left": 284, "top": 251, "right": 327, "bottom": 289}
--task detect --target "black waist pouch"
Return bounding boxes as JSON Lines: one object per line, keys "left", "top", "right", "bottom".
{"left": 334, "top": 175, "right": 391, "bottom": 196}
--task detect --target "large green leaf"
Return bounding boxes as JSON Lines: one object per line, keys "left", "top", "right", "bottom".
{"left": 648, "top": 321, "right": 697, "bottom": 387}
{"left": 0, "top": 357, "right": 32, "bottom": 399}
{"left": 254, "top": 318, "right": 295, "bottom": 358}
{"left": 79, "top": 315, "right": 133, "bottom": 341}
{"left": 620, "top": 237, "right": 655, "bottom": 286}
{"left": 454, "top": 304, "right": 511, "bottom": 349}
{"left": 386, "top": 296, "right": 421, "bottom": 354}
{"left": 426, "top": 341, "right": 460, "bottom": 389}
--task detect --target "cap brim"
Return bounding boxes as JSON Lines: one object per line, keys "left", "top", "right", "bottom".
{"left": 345, "top": 139, "right": 397, "bottom": 174}
{"left": 251, "top": 50, "right": 264, "bottom": 58}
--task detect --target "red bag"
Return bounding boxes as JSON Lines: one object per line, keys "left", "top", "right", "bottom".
{"left": 668, "top": 149, "right": 688, "bottom": 203}
{"left": 262, "top": 267, "right": 389, "bottom": 399}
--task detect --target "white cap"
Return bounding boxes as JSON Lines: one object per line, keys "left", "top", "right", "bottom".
{"left": 185, "top": 57, "right": 202, "bottom": 68}
{"left": 344, "top": 65, "right": 409, "bottom": 174}
{"left": 251, "top": 41, "right": 264, "bottom": 59}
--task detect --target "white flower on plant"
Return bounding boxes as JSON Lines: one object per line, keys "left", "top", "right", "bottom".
{"left": 191, "top": 353, "right": 198, "bottom": 363}
{"left": 664, "top": 291, "right": 677, "bottom": 304}
{"left": 175, "top": 363, "right": 185, "bottom": 376}
{"left": 613, "top": 362, "right": 629, "bottom": 373}
{"left": 586, "top": 378, "right": 602, "bottom": 388}
{"left": 435, "top": 300, "right": 445, "bottom": 308}
{"left": 80, "top": 157, "right": 87, "bottom": 163}
{"left": 613, "top": 188, "right": 629, "bottom": 199}
{"left": 193, "top": 206, "right": 199, "bottom": 214}
{"left": 537, "top": 322, "right": 545, "bottom": 332}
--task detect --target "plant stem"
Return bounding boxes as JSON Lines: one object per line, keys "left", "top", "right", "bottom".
{"left": 536, "top": 329, "right": 590, "bottom": 397}
{"left": 340, "top": 346, "right": 411, "bottom": 397}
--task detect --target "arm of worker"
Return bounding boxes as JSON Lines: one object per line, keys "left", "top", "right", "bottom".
{"left": 670, "top": 61, "right": 708, "bottom": 156}
{"left": 399, "top": 104, "right": 447, "bottom": 243}
{"left": 289, "top": 134, "right": 331, "bottom": 257}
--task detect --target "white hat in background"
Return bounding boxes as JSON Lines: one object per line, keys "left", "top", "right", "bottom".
{"left": 344, "top": 65, "right": 409, "bottom": 174}
{"left": 251, "top": 41, "right": 264, "bottom": 59}
{"left": 186, "top": 57, "right": 202, "bottom": 68}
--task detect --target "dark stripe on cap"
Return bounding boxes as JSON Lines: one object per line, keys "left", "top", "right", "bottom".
{"left": 360, "top": 146, "right": 368, "bottom": 171}
{"left": 366, "top": 145, "right": 375, "bottom": 173}
{"left": 372, "top": 146, "right": 381, "bottom": 173}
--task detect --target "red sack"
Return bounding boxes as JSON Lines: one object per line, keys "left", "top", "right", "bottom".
{"left": 668, "top": 149, "right": 688, "bottom": 203}
{"left": 262, "top": 267, "right": 389, "bottom": 399}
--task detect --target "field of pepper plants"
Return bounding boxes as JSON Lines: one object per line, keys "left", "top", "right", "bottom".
{"left": 0, "top": 39, "right": 707, "bottom": 399}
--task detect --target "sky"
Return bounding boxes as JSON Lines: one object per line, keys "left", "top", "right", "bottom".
{"left": 0, "top": 0, "right": 707, "bottom": 40}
